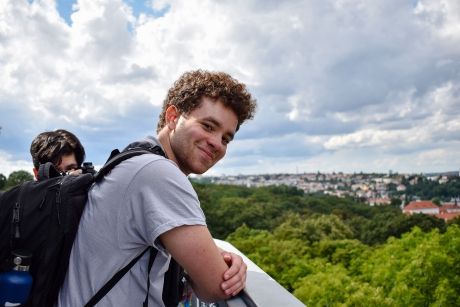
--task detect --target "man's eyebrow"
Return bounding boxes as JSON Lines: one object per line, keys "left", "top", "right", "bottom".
{"left": 203, "top": 117, "right": 235, "bottom": 140}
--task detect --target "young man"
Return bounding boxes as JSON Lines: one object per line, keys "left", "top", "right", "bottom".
{"left": 57, "top": 70, "right": 257, "bottom": 306}
{"left": 29, "top": 129, "right": 86, "bottom": 179}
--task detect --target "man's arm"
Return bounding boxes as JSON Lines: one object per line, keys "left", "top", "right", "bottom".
{"left": 160, "top": 225, "right": 232, "bottom": 302}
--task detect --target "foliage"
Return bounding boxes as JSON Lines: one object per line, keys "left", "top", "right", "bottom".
{"left": 195, "top": 182, "right": 459, "bottom": 305}
{"left": 293, "top": 264, "right": 394, "bottom": 307}
{"left": 313, "top": 239, "right": 368, "bottom": 269}
{"left": 358, "top": 226, "right": 460, "bottom": 306}
{"left": 234, "top": 223, "right": 460, "bottom": 306}
{"left": 356, "top": 212, "right": 446, "bottom": 245}
{"left": 447, "top": 215, "right": 460, "bottom": 227}
{"left": 274, "top": 214, "right": 354, "bottom": 244}
{"left": 196, "top": 182, "right": 391, "bottom": 240}
{"left": 227, "top": 224, "right": 313, "bottom": 291}
{"left": 401, "top": 176, "right": 460, "bottom": 201}
{"left": 195, "top": 183, "right": 312, "bottom": 239}
{"left": 197, "top": 182, "right": 446, "bottom": 246}
{"left": 0, "top": 173, "right": 6, "bottom": 190}
{"left": 4, "top": 170, "right": 33, "bottom": 190}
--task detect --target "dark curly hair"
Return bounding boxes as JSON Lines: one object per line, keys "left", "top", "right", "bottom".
{"left": 157, "top": 70, "right": 257, "bottom": 133}
{"left": 30, "top": 129, "right": 85, "bottom": 170}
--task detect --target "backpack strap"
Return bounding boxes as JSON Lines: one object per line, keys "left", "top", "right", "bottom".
{"left": 93, "top": 144, "right": 165, "bottom": 182}
{"left": 85, "top": 142, "right": 166, "bottom": 306}
{"left": 122, "top": 141, "right": 166, "bottom": 157}
{"left": 37, "top": 162, "right": 61, "bottom": 181}
{"left": 143, "top": 247, "right": 158, "bottom": 307}
{"left": 84, "top": 247, "right": 156, "bottom": 307}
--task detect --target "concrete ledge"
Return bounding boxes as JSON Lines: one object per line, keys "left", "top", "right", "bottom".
{"left": 203, "top": 239, "right": 306, "bottom": 307}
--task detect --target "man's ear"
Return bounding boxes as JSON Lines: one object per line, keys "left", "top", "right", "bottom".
{"left": 165, "top": 105, "right": 179, "bottom": 129}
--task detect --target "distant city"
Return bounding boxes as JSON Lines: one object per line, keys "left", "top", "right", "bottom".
{"left": 195, "top": 170, "right": 460, "bottom": 206}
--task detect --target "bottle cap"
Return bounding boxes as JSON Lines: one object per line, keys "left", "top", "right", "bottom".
{"left": 12, "top": 250, "right": 32, "bottom": 267}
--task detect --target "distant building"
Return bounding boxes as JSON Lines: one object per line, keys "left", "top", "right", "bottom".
{"left": 440, "top": 203, "right": 460, "bottom": 214}
{"left": 438, "top": 176, "right": 449, "bottom": 184}
{"left": 367, "top": 197, "right": 391, "bottom": 206}
{"left": 403, "top": 200, "right": 460, "bottom": 221}
{"left": 351, "top": 183, "right": 369, "bottom": 191}
{"left": 403, "top": 200, "right": 439, "bottom": 215}
{"left": 436, "top": 212, "right": 460, "bottom": 222}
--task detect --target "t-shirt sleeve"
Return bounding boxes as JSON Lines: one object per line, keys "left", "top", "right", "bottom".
{"left": 118, "top": 156, "right": 206, "bottom": 254}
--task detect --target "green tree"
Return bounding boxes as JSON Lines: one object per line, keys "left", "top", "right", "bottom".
{"left": 447, "top": 215, "right": 460, "bottom": 227}
{"left": 431, "top": 197, "right": 441, "bottom": 205}
{"left": 359, "top": 226, "right": 460, "bottom": 306}
{"left": 274, "top": 214, "right": 354, "bottom": 244}
{"left": 0, "top": 173, "right": 6, "bottom": 190}
{"left": 294, "top": 263, "right": 394, "bottom": 307}
{"left": 313, "top": 239, "right": 368, "bottom": 269}
{"left": 5, "top": 170, "right": 33, "bottom": 189}
{"left": 390, "top": 197, "right": 402, "bottom": 207}
{"left": 294, "top": 263, "right": 352, "bottom": 306}
{"left": 358, "top": 212, "right": 446, "bottom": 245}
{"left": 227, "top": 224, "right": 313, "bottom": 291}
{"left": 402, "top": 213, "right": 446, "bottom": 233}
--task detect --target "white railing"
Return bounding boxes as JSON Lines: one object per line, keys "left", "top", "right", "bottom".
{"left": 190, "top": 239, "right": 306, "bottom": 307}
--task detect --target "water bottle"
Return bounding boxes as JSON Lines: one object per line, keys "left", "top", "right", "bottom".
{"left": 0, "top": 250, "right": 33, "bottom": 306}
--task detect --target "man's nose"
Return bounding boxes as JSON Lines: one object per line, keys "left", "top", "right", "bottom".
{"left": 208, "top": 134, "right": 225, "bottom": 154}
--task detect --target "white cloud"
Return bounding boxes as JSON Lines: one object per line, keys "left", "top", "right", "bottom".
{"left": 414, "top": 0, "right": 460, "bottom": 40}
{"left": 0, "top": 150, "right": 32, "bottom": 177}
{"left": 0, "top": 0, "right": 459, "bottom": 176}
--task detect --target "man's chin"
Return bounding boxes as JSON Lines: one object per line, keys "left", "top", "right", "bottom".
{"left": 191, "top": 162, "right": 215, "bottom": 175}
{"left": 193, "top": 166, "right": 210, "bottom": 175}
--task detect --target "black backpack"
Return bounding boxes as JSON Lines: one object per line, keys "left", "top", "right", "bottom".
{"left": 0, "top": 143, "right": 185, "bottom": 307}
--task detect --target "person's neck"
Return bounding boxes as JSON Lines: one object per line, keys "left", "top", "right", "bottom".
{"left": 157, "top": 130, "right": 174, "bottom": 162}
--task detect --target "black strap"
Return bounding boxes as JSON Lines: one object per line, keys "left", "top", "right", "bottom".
{"left": 122, "top": 141, "right": 166, "bottom": 157}
{"left": 37, "top": 162, "right": 61, "bottom": 180}
{"left": 85, "top": 247, "right": 152, "bottom": 307}
{"left": 84, "top": 142, "right": 165, "bottom": 306}
{"left": 143, "top": 247, "right": 158, "bottom": 307}
{"left": 94, "top": 145, "right": 165, "bottom": 182}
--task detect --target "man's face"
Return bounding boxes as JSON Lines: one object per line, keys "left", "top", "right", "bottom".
{"left": 56, "top": 153, "right": 78, "bottom": 173}
{"left": 169, "top": 97, "right": 238, "bottom": 175}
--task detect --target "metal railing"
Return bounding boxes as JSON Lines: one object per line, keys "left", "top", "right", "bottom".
{"left": 190, "top": 239, "right": 306, "bottom": 307}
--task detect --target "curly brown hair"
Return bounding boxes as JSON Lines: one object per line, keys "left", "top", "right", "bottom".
{"left": 156, "top": 70, "right": 257, "bottom": 133}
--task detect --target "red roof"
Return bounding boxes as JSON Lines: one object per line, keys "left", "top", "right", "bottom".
{"left": 440, "top": 204, "right": 460, "bottom": 213}
{"left": 404, "top": 201, "right": 438, "bottom": 210}
{"left": 436, "top": 212, "right": 460, "bottom": 221}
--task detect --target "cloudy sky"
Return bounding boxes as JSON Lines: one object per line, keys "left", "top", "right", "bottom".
{"left": 0, "top": 0, "right": 459, "bottom": 177}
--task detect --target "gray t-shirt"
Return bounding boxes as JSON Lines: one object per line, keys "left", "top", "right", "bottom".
{"left": 57, "top": 137, "right": 206, "bottom": 306}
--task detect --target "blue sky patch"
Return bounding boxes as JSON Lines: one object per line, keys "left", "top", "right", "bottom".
{"left": 125, "top": 0, "right": 171, "bottom": 18}
{"left": 56, "top": 0, "right": 77, "bottom": 26}
{"left": 55, "top": 0, "right": 170, "bottom": 27}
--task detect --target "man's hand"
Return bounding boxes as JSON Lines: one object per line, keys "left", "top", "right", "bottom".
{"left": 68, "top": 169, "right": 82, "bottom": 176}
{"left": 220, "top": 251, "right": 247, "bottom": 296}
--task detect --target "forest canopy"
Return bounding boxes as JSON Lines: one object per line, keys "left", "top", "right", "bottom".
{"left": 194, "top": 182, "right": 460, "bottom": 306}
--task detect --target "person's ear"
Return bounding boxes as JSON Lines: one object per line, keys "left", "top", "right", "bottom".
{"left": 165, "top": 105, "right": 179, "bottom": 129}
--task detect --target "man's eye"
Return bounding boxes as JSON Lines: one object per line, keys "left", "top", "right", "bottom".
{"left": 65, "top": 165, "right": 78, "bottom": 171}
{"left": 202, "top": 123, "right": 213, "bottom": 131}
{"left": 222, "top": 137, "right": 231, "bottom": 145}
